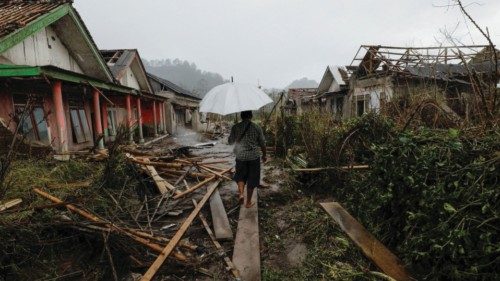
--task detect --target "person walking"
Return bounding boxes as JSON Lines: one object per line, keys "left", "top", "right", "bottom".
{"left": 228, "top": 110, "right": 267, "bottom": 208}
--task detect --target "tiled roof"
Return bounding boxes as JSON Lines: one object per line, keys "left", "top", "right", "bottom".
{"left": 0, "top": 1, "right": 69, "bottom": 39}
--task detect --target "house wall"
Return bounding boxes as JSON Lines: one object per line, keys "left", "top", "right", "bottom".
{"left": 119, "top": 68, "right": 141, "bottom": 91}
{"left": 348, "top": 76, "right": 393, "bottom": 117}
{"left": 0, "top": 26, "right": 84, "bottom": 74}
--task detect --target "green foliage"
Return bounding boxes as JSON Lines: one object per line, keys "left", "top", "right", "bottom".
{"left": 281, "top": 111, "right": 500, "bottom": 280}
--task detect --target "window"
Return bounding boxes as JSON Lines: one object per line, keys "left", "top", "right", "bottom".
{"left": 70, "top": 107, "right": 91, "bottom": 143}
{"left": 355, "top": 95, "right": 370, "bottom": 117}
{"left": 15, "top": 106, "right": 49, "bottom": 143}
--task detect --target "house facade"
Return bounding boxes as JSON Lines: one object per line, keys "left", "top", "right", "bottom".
{"left": 316, "top": 65, "right": 349, "bottom": 119}
{"left": 147, "top": 73, "right": 202, "bottom": 135}
{"left": 0, "top": 1, "right": 168, "bottom": 157}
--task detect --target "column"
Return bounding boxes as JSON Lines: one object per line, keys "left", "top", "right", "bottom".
{"left": 137, "top": 97, "right": 144, "bottom": 144}
{"left": 126, "top": 94, "right": 134, "bottom": 143}
{"left": 52, "top": 80, "right": 68, "bottom": 154}
{"left": 159, "top": 102, "right": 164, "bottom": 134}
{"left": 92, "top": 89, "right": 104, "bottom": 150}
{"left": 153, "top": 100, "right": 158, "bottom": 137}
{"left": 102, "top": 102, "right": 109, "bottom": 139}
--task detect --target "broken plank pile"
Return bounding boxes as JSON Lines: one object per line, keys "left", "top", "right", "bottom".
{"left": 122, "top": 147, "right": 239, "bottom": 280}
{"left": 28, "top": 142, "right": 239, "bottom": 280}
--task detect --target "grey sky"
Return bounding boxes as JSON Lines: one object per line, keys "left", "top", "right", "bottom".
{"left": 74, "top": 0, "right": 500, "bottom": 89}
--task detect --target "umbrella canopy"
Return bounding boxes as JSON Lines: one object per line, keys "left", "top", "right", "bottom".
{"left": 199, "top": 82, "right": 273, "bottom": 115}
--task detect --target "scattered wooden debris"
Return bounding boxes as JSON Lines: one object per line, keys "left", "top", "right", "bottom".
{"left": 320, "top": 202, "right": 414, "bottom": 281}
{"left": 32, "top": 188, "right": 188, "bottom": 261}
{"left": 140, "top": 180, "right": 222, "bottom": 281}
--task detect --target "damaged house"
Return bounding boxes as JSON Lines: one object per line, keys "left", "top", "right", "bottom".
{"left": 343, "top": 45, "right": 499, "bottom": 119}
{"left": 0, "top": 1, "right": 168, "bottom": 156}
{"left": 316, "top": 65, "right": 349, "bottom": 119}
{"left": 100, "top": 49, "right": 167, "bottom": 142}
{"left": 284, "top": 88, "right": 318, "bottom": 114}
{"left": 147, "top": 73, "right": 202, "bottom": 135}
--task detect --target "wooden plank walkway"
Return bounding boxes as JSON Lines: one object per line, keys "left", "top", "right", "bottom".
{"left": 209, "top": 189, "right": 233, "bottom": 240}
{"left": 232, "top": 188, "right": 260, "bottom": 281}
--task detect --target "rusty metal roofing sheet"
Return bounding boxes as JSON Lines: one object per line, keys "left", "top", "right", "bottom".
{"left": 0, "top": 1, "right": 69, "bottom": 39}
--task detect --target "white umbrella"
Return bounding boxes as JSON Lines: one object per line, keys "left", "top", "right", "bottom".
{"left": 199, "top": 82, "right": 273, "bottom": 115}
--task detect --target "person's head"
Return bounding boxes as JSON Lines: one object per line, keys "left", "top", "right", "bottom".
{"left": 241, "top": 110, "right": 253, "bottom": 120}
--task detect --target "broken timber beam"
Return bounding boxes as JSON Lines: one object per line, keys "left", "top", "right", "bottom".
{"left": 144, "top": 165, "right": 181, "bottom": 195}
{"left": 32, "top": 188, "right": 187, "bottom": 261}
{"left": 140, "top": 180, "right": 222, "bottom": 281}
{"left": 193, "top": 199, "right": 240, "bottom": 279}
{"left": 320, "top": 202, "right": 413, "bottom": 281}
{"left": 293, "top": 165, "right": 370, "bottom": 173}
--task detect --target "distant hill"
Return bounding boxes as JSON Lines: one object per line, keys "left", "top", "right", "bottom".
{"left": 144, "top": 59, "right": 228, "bottom": 98}
{"left": 285, "top": 77, "right": 318, "bottom": 89}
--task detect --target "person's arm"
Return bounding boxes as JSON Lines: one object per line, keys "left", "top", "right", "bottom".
{"left": 257, "top": 126, "right": 267, "bottom": 162}
{"left": 228, "top": 126, "right": 236, "bottom": 145}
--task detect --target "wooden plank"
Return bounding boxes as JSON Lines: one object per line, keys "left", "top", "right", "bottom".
{"left": 140, "top": 180, "right": 222, "bottom": 281}
{"left": 232, "top": 188, "right": 260, "bottom": 281}
{"left": 172, "top": 167, "right": 232, "bottom": 200}
{"left": 0, "top": 198, "right": 22, "bottom": 212}
{"left": 209, "top": 189, "right": 233, "bottom": 240}
{"left": 144, "top": 165, "right": 180, "bottom": 195}
{"left": 198, "top": 164, "right": 233, "bottom": 181}
{"left": 172, "top": 176, "right": 216, "bottom": 200}
{"left": 193, "top": 200, "right": 240, "bottom": 279}
{"left": 320, "top": 202, "right": 413, "bottom": 281}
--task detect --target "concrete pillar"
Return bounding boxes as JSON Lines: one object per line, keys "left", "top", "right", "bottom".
{"left": 92, "top": 89, "right": 104, "bottom": 150}
{"left": 136, "top": 97, "right": 144, "bottom": 144}
{"left": 102, "top": 102, "right": 109, "bottom": 139}
{"left": 159, "top": 102, "right": 165, "bottom": 133}
{"left": 153, "top": 100, "right": 158, "bottom": 137}
{"left": 126, "top": 94, "right": 133, "bottom": 143}
{"left": 52, "top": 80, "right": 68, "bottom": 154}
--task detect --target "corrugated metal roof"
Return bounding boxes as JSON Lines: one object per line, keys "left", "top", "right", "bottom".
{"left": 147, "top": 72, "right": 201, "bottom": 100}
{"left": 0, "top": 1, "right": 68, "bottom": 39}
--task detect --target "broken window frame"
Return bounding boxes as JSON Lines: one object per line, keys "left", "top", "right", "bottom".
{"left": 14, "top": 104, "right": 50, "bottom": 144}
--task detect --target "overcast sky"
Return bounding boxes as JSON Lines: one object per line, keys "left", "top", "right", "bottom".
{"left": 74, "top": 0, "right": 500, "bottom": 89}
